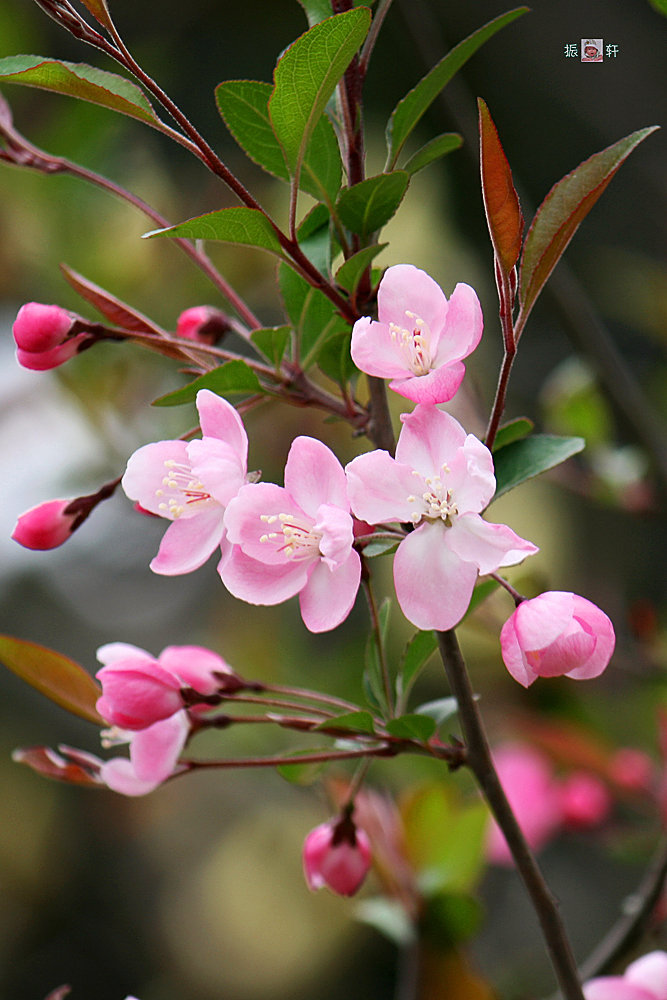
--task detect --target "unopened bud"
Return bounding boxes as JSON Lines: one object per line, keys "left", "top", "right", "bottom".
{"left": 560, "top": 771, "right": 611, "bottom": 829}
{"left": 13, "top": 302, "right": 74, "bottom": 352}
{"left": 12, "top": 499, "right": 78, "bottom": 549}
{"left": 176, "top": 306, "right": 231, "bottom": 344}
{"left": 303, "top": 813, "right": 372, "bottom": 897}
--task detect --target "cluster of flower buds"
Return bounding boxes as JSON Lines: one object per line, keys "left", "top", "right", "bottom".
{"left": 12, "top": 302, "right": 100, "bottom": 370}
{"left": 303, "top": 810, "right": 372, "bottom": 897}
{"left": 583, "top": 950, "right": 667, "bottom": 999}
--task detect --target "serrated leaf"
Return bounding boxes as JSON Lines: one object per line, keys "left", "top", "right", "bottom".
{"left": 492, "top": 434, "right": 585, "bottom": 499}
{"left": 385, "top": 714, "right": 436, "bottom": 742}
{"left": 250, "top": 325, "right": 291, "bottom": 367}
{"left": 0, "top": 56, "right": 164, "bottom": 131}
{"left": 315, "top": 711, "right": 376, "bottom": 735}
{"left": 152, "top": 360, "right": 262, "bottom": 407}
{"left": 337, "top": 171, "right": 409, "bottom": 238}
{"left": 336, "top": 243, "right": 387, "bottom": 294}
{"left": 279, "top": 262, "right": 348, "bottom": 366}
{"left": 144, "top": 207, "right": 286, "bottom": 258}
{"left": 402, "top": 132, "right": 463, "bottom": 176}
{"left": 60, "top": 264, "right": 162, "bottom": 335}
{"left": 518, "top": 126, "right": 659, "bottom": 333}
{"left": 269, "top": 8, "right": 371, "bottom": 187}
{"left": 0, "top": 635, "right": 102, "bottom": 725}
{"left": 385, "top": 8, "right": 528, "bottom": 168}
{"left": 478, "top": 98, "right": 523, "bottom": 273}
{"left": 492, "top": 416, "right": 534, "bottom": 451}
{"left": 397, "top": 630, "right": 437, "bottom": 706}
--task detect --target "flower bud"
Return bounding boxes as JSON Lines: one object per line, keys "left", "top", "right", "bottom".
{"left": 12, "top": 499, "right": 78, "bottom": 550}
{"left": 559, "top": 771, "right": 611, "bottom": 829}
{"left": 13, "top": 302, "right": 74, "bottom": 352}
{"left": 96, "top": 658, "right": 184, "bottom": 730}
{"left": 16, "top": 336, "right": 87, "bottom": 371}
{"left": 303, "top": 814, "right": 371, "bottom": 897}
{"left": 176, "top": 306, "right": 230, "bottom": 344}
{"left": 500, "top": 591, "right": 615, "bottom": 687}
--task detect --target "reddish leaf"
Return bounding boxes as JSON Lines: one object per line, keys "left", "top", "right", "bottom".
{"left": 517, "top": 126, "right": 659, "bottom": 335}
{"left": 0, "top": 635, "right": 103, "bottom": 724}
{"left": 78, "top": 0, "right": 114, "bottom": 30}
{"left": 478, "top": 98, "right": 523, "bottom": 274}
{"left": 60, "top": 264, "right": 164, "bottom": 335}
{"left": 13, "top": 746, "right": 102, "bottom": 787}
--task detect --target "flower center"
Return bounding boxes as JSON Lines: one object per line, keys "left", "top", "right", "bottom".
{"left": 407, "top": 468, "right": 458, "bottom": 526}
{"left": 155, "top": 458, "right": 213, "bottom": 518}
{"left": 389, "top": 310, "right": 433, "bottom": 376}
{"left": 259, "top": 512, "right": 322, "bottom": 561}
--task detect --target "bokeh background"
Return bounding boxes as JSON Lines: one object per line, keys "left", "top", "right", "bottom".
{"left": 1, "top": 1, "right": 665, "bottom": 998}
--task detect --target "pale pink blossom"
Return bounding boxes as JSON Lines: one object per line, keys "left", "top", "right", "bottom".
{"left": 12, "top": 499, "right": 78, "bottom": 550}
{"left": 122, "top": 389, "right": 249, "bottom": 575}
{"left": 350, "top": 264, "right": 482, "bottom": 404}
{"left": 13, "top": 302, "right": 88, "bottom": 370}
{"left": 559, "top": 771, "right": 611, "bottom": 829}
{"left": 500, "top": 591, "right": 615, "bottom": 687}
{"left": 99, "top": 710, "right": 190, "bottom": 797}
{"left": 486, "top": 745, "right": 563, "bottom": 865}
{"left": 303, "top": 816, "right": 372, "bottom": 896}
{"left": 220, "top": 436, "right": 361, "bottom": 633}
{"left": 584, "top": 951, "right": 667, "bottom": 1000}
{"left": 345, "top": 405, "right": 537, "bottom": 630}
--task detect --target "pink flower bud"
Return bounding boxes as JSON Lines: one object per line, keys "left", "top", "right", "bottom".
{"left": 609, "top": 748, "right": 654, "bottom": 791}
{"left": 16, "top": 336, "right": 87, "bottom": 371}
{"left": 559, "top": 771, "right": 611, "bottom": 829}
{"left": 12, "top": 499, "right": 77, "bottom": 550}
{"left": 500, "top": 591, "right": 615, "bottom": 687}
{"left": 176, "top": 306, "right": 230, "bottom": 344}
{"left": 303, "top": 815, "right": 372, "bottom": 897}
{"left": 96, "top": 658, "right": 184, "bottom": 730}
{"left": 13, "top": 302, "right": 73, "bottom": 352}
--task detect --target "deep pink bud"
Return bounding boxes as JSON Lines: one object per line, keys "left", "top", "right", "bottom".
{"left": 13, "top": 302, "right": 73, "bottom": 352}
{"left": 176, "top": 306, "right": 230, "bottom": 344}
{"left": 96, "top": 658, "right": 184, "bottom": 730}
{"left": 560, "top": 771, "right": 611, "bottom": 829}
{"left": 500, "top": 591, "right": 616, "bottom": 687}
{"left": 16, "top": 336, "right": 86, "bottom": 371}
{"left": 303, "top": 815, "right": 372, "bottom": 897}
{"left": 12, "top": 499, "right": 77, "bottom": 550}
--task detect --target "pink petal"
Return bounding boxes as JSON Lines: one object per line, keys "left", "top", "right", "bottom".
{"left": 122, "top": 440, "right": 191, "bottom": 516}
{"left": 432, "top": 282, "right": 483, "bottom": 365}
{"left": 447, "top": 514, "right": 538, "bottom": 574}
{"left": 443, "top": 436, "right": 496, "bottom": 514}
{"left": 196, "top": 389, "right": 248, "bottom": 459}
{"left": 514, "top": 592, "right": 576, "bottom": 650}
{"left": 626, "top": 951, "right": 667, "bottom": 1000}
{"left": 187, "top": 437, "right": 247, "bottom": 506}
{"left": 130, "top": 710, "right": 189, "bottom": 783}
{"left": 395, "top": 405, "right": 467, "bottom": 480}
{"left": 299, "top": 550, "right": 361, "bottom": 632}
{"left": 487, "top": 745, "right": 562, "bottom": 863}
{"left": 350, "top": 317, "right": 409, "bottom": 379}
{"left": 584, "top": 979, "right": 657, "bottom": 1000}
{"left": 377, "top": 264, "right": 448, "bottom": 337}
{"left": 499, "top": 616, "right": 536, "bottom": 687}
{"left": 393, "top": 523, "right": 478, "bottom": 630}
{"left": 531, "top": 621, "right": 596, "bottom": 677}
{"left": 219, "top": 545, "right": 310, "bottom": 605}
{"left": 159, "top": 645, "right": 233, "bottom": 694}
{"left": 565, "top": 596, "right": 616, "bottom": 680}
{"left": 345, "top": 450, "right": 418, "bottom": 524}
{"left": 224, "top": 483, "right": 300, "bottom": 563}
{"left": 284, "top": 437, "right": 349, "bottom": 515}
{"left": 150, "top": 506, "right": 226, "bottom": 575}
{"left": 315, "top": 504, "right": 354, "bottom": 569}
{"left": 100, "top": 757, "right": 164, "bottom": 797}
{"left": 388, "top": 362, "right": 465, "bottom": 404}
{"left": 96, "top": 642, "right": 151, "bottom": 666}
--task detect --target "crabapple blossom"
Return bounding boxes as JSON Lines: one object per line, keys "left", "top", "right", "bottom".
{"left": 99, "top": 710, "right": 190, "bottom": 796}
{"left": 122, "top": 389, "right": 249, "bottom": 575}
{"left": 220, "top": 436, "right": 361, "bottom": 633}
{"left": 303, "top": 815, "right": 372, "bottom": 896}
{"left": 12, "top": 499, "right": 78, "bottom": 550}
{"left": 350, "top": 264, "right": 483, "bottom": 404}
{"left": 583, "top": 951, "right": 667, "bottom": 1000}
{"left": 500, "top": 591, "right": 616, "bottom": 687}
{"left": 176, "top": 305, "right": 229, "bottom": 343}
{"left": 345, "top": 404, "right": 537, "bottom": 631}
{"left": 13, "top": 302, "right": 88, "bottom": 370}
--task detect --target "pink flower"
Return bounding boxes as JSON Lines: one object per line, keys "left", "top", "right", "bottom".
{"left": 220, "top": 436, "right": 361, "bottom": 633}
{"left": 176, "top": 305, "right": 229, "bottom": 344}
{"left": 95, "top": 641, "right": 234, "bottom": 729}
{"left": 13, "top": 302, "right": 88, "bottom": 370}
{"left": 12, "top": 499, "right": 78, "bottom": 549}
{"left": 99, "top": 710, "right": 190, "bottom": 797}
{"left": 121, "top": 389, "right": 249, "bottom": 574}
{"left": 559, "top": 771, "right": 611, "bottom": 829}
{"left": 345, "top": 404, "right": 537, "bottom": 631}
{"left": 303, "top": 815, "right": 372, "bottom": 896}
{"left": 500, "top": 591, "right": 616, "bottom": 687}
{"left": 584, "top": 951, "right": 667, "bottom": 1000}
{"left": 487, "top": 745, "right": 563, "bottom": 865}
{"left": 350, "top": 264, "right": 483, "bottom": 404}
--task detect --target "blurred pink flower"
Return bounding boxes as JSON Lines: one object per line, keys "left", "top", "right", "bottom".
{"left": 122, "top": 389, "right": 249, "bottom": 574}
{"left": 559, "top": 771, "right": 611, "bottom": 830}
{"left": 584, "top": 950, "right": 667, "bottom": 1000}
{"left": 221, "top": 436, "right": 361, "bottom": 633}
{"left": 303, "top": 816, "right": 372, "bottom": 896}
{"left": 500, "top": 591, "right": 615, "bottom": 687}
{"left": 487, "top": 745, "right": 563, "bottom": 865}
{"left": 350, "top": 264, "right": 482, "bottom": 404}
{"left": 12, "top": 499, "right": 78, "bottom": 550}
{"left": 346, "top": 404, "right": 537, "bottom": 630}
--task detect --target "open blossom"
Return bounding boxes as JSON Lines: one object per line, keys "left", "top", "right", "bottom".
{"left": 350, "top": 264, "right": 483, "bottom": 404}
{"left": 99, "top": 710, "right": 191, "bottom": 797}
{"left": 346, "top": 405, "right": 537, "bottom": 631}
{"left": 122, "top": 389, "right": 249, "bottom": 574}
{"left": 584, "top": 951, "right": 667, "bottom": 1000}
{"left": 500, "top": 591, "right": 616, "bottom": 687}
{"left": 303, "top": 816, "right": 372, "bottom": 896}
{"left": 220, "top": 436, "right": 361, "bottom": 633}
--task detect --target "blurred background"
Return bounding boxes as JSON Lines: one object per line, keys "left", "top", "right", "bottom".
{"left": 1, "top": 1, "right": 665, "bottom": 998}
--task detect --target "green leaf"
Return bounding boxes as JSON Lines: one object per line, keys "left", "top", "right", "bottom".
{"left": 0, "top": 635, "right": 102, "bottom": 725}
{"left": 315, "top": 711, "right": 376, "bottom": 735}
{"left": 385, "top": 8, "right": 528, "bottom": 169}
{"left": 414, "top": 697, "right": 459, "bottom": 728}
{"left": 478, "top": 98, "right": 523, "bottom": 273}
{"left": 297, "top": 203, "right": 333, "bottom": 273}
{"left": 250, "top": 325, "right": 291, "bottom": 368}
{"left": 364, "top": 597, "right": 391, "bottom": 716}
{"left": 359, "top": 538, "right": 399, "bottom": 558}
{"left": 518, "top": 126, "right": 659, "bottom": 331}
{"left": 276, "top": 750, "right": 328, "bottom": 784}
{"left": 279, "top": 262, "right": 348, "bottom": 367}
{"left": 314, "top": 330, "right": 356, "bottom": 387}
{"left": 143, "top": 207, "right": 286, "bottom": 258}
{"left": 462, "top": 578, "right": 500, "bottom": 619}
{"left": 152, "top": 360, "right": 262, "bottom": 406}
{"left": 301, "top": 115, "right": 343, "bottom": 207}
{"left": 337, "top": 171, "right": 410, "bottom": 238}
{"left": 355, "top": 898, "right": 416, "bottom": 946}
{"left": 492, "top": 416, "right": 534, "bottom": 451}
{"left": 336, "top": 243, "right": 387, "bottom": 294}
{"left": 402, "top": 132, "right": 463, "bottom": 176}
{"left": 397, "top": 630, "right": 437, "bottom": 705}
{"left": 385, "top": 714, "right": 436, "bottom": 742}
{"left": 492, "top": 433, "right": 585, "bottom": 499}
{"left": 420, "top": 893, "right": 484, "bottom": 946}
{"left": 296, "top": 0, "right": 333, "bottom": 26}
{"left": 0, "top": 56, "right": 164, "bottom": 131}
{"left": 269, "top": 8, "right": 371, "bottom": 186}
{"left": 403, "top": 785, "right": 487, "bottom": 894}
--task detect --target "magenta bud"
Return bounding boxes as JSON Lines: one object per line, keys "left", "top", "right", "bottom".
{"left": 559, "top": 772, "right": 611, "bottom": 830}
{"left": 176, "top": 306, "right": 230, "bottom": 344}
{"left": 303, "top": 816, "right": 372, "bottom": 897}
{"left": 13, "top": 302, "right": 74, "bottom": 353}
{"left": 12, "top": 499, "right": 77, "bottom": 550}
{"left": 16, "top": 335, "right": 87, "bottom": 371}
{"left": 96, "top": 659, "right": 184, "bottom": 730}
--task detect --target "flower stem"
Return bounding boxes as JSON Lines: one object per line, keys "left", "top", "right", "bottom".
{"left": 437, "top": 629, "right": 585, "bottom": 1000}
